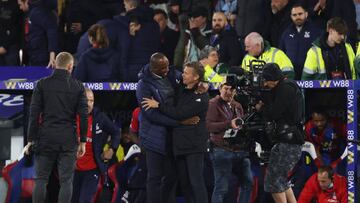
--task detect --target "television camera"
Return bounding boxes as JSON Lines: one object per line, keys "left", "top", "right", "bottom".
{"left": 223, "top": 60, "right": 275, "bottom": 163}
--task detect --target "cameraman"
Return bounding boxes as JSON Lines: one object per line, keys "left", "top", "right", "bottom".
{"left": 206, "top": 80, "right": 253, "bottom": 203}
{"left": 255, "top": 63, "right": 304, "bottom": 203}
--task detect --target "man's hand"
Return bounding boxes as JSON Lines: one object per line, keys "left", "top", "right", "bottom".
{"left": 77, "top": 142, "right": 86, "bottom": 158}
{"left": 255, "top": 101, "right": 264, "bottom": 111}
{"left": 24, "top": 142, "right": 33, "bottom": 155}
{"left": 180, "top": 116, "right": 200, "bottom": 125}
{"left": 71, "top": 22, "right": 82, "bottom": 34}
{"left": 0, "top": 47, "right": 7, "bottom": 55}
{"left": 189, "top": 18, "right": 197, "bottom": 29}
{"left": 47, "top": 52, "right": 55, "bottom": 68}
{"left": 102, "top": 148, "right": 114, "bottom": 160}
{"left": 142, "top": 97, "right": 159, "bottom": 110}
{"left": 196, "top": 82, "right": 209, "bottom": 94}
{"left": 314, "top": 0, "right": 326, "bottom": 12}
{"left": 189, "top": 17, "right": 202, "bottom": 29}
{"left": 231, "top": 118, "right": 241, "bottom": 129}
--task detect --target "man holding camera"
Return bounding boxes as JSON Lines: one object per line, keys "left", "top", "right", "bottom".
{"left": 206, "top": 79, "right": 253, "bottom": 203}
{"left": 255, "top": 63, "right": 304, "bottom": 203}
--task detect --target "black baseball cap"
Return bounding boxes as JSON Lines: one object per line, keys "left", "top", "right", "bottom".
{"left": 262, "top": 63, "right": 284, "bottom": 81}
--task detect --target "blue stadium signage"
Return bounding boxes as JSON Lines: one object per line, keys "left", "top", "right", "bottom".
{"left": 2, "top": 81, "right": 36, "bottom": 90}
{"left": 83, "top": 82, "right": 138, "bottom": 91}
{"left": 296, "top": 80, "right": 351, "bottom": 88}
{"left": 0, "top": 81, "right": 139, "bottom": 91}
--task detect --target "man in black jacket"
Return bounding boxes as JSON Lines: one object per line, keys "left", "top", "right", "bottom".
{"left": 24, "top": 52, "right": 88, "bottom": 203}
{"left": 194, "top": 11, "right": 243, "bottom": 66}
{"left": 209, "top": 12, "right": 243, "bottom": 66}
{"left": 255, "top": 63, "right": 304, "bottom": 203}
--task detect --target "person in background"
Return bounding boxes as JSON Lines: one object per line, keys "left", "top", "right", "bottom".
{"left": 17, "top": 0, "right": 58, "bottom": 67}
{"left": 270, "top": 0, "right": 294, "bottom": 47}
{"left": 199, "top": 45, "right": 225, "bottom": 83}
{"left": 123, "top": 14, "right": 160, "bottom": 82}
{"left": 0, "top": 0, "right": 22, "bottom": 66}
{"left": 214, "top": 0, "right": 237, "bottom": 20}
{"left": 234, "top": 0, "right": 272, "bottom": 41}
{"left": 71, "top": 88, "right": 120, "bottom": 203}
{"left": 24, "top": 52, "right": 88, "bottom": 203}
{"left": 302, "top": 17, "right": 356, "bottom": 80}
{"left": 173, "top": 7, "right": 211, "bottom": 69}
{"left": 73, "top": 24, "right": 120, "bottom": 82}
{"left": 304, "top": 108, "right": 347, "bottom": 172}
{"left": 153, "top": 9, "right": 179, "bottom": 65}
{"left": 242, "top": 32, "right": 295, "bottom": 79}
{"left": 279, "top": 4, "right": 322, "bottom": 80}
{"left": 353, "top": 41, "right": 360, "bottom": 79}
{"left": 208, "top": 12, "right": 243, "bottom": 66}
{"left": 298, "top": 165, "right": 347, "bottom": 203}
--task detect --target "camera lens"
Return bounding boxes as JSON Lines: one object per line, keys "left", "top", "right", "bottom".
{"left": 235, "top": 118, "right": 244, "bottom": 126}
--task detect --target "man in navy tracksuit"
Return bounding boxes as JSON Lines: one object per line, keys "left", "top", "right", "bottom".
{"left": 71, "top": 88, "right": 120, "bottom": 203}
{"left": 18, "top": 0, "right": 58, "bottom": 67}
{"left": 279, "top": 4, "right": 322, "bottom": 80}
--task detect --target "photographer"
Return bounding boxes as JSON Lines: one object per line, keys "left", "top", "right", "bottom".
{"left": 206, "top": 79, "right": 253, "bottom": 203}
{"left": 255, "top": 63, "right": 304, "bottom": 203}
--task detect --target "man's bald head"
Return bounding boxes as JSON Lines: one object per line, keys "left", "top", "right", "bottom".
{"left": 244, "top": 32, "right": 264, "bottom": 56}
{"left": 150, "top": 52, "right": 169, "bottom": 77}
{"left": 212, "top": 12, "right": 227, "bottom": 33}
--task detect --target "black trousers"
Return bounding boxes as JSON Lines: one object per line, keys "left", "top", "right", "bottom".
{"left": 146, "top": 149, "right": 177, "bottom": 203}
{"left": 33, "top": 151, "right": 76, "bottom": 203}
{"left": 176, "top": 153, "right": 208, "bottom": 203}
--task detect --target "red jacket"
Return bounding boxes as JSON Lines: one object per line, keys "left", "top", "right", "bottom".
{"left": 298, "top": 173, "right": 347, "bottom": 203}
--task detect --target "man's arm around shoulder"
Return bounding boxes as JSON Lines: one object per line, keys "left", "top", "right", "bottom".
{"left": 136, "top": 80, "right": 179, "bottom": 127}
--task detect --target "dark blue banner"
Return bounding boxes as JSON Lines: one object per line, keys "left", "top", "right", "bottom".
{"left": 0, "top": 94, "right": 23, "bottom": 119}
{"left": 0, "top": 66, "right": 52, "bottom": 81}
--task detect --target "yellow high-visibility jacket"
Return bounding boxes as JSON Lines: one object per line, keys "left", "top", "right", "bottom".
{"left": 204, "top": 64, "right": 225, "bottom": 83}
{"left": 353, "top": 42, "right": 360, "bottom": 78}
{"left": 302, "top": 40, "right": 356, "bottom": 80}
{"left": 241, "top": 41, "right": 294, "bottom": 79}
